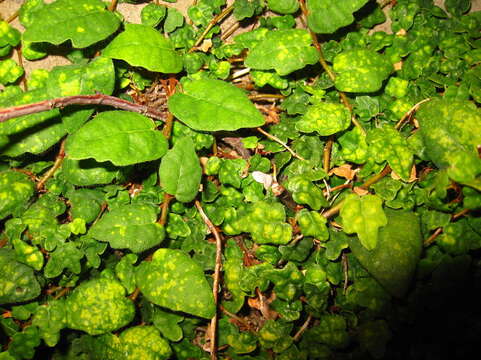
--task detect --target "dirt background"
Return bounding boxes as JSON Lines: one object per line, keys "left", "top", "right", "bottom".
{"left": 1, "top": 0, "right": 480, "bottom": 79}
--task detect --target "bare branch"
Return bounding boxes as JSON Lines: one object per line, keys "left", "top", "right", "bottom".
{"left": 0, "top": 94, "right": 167, "bottom": 123}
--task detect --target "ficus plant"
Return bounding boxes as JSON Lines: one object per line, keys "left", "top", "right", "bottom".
{"left": 0, "top": 0, "right": 480, "bottom": 359}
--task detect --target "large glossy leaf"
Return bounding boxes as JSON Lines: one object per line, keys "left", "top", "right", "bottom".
{"left": 296, "top": 102, "right": 351, "bottom": 136}
{"left": 349, "top": 209, "right": 422, "bottom": 297}
{"left": 340, "top": 194, "right": 387, "bottom": 250}
{"left": 89, "top": 204, "right": 165, "bottom": 253}
{"left": 159, "top": 137, "right": 202, "bottom": 202}
{"left": 136, "top": 249, "right": 215, "bottom": 318}
{"left": 168, "top": 79, "right": 265, "bottom": 131}
{"left": 367, "top": 127, "right": 413, "bottom": 181}
{"left": 23, "top": 0, "right": 120, "bottom": 48}
{"left": 244, "top": 29, "right": 319, "bottom": 76}
{"left": 0, "top": 249, "right": 41, "bottom": 305}
{"left": 102, "top": 24, "right": 182, "bottom": 74}
{"left": 65, "top": 111, "right": 168, "bottom": 166}
{"left": 333, "top": 49, "right": 392, "bottom": 92}
{"left": 0, "top": 171, "right": 35, "bottom": 220}
{"left": 65, "top": 278, "right": 135, "bottom": 335}
{"left": 417, "top": 98, "right": 481, "bottom": 185}
{"left": 307, "top": 0, "right": 369, "bottom": 34}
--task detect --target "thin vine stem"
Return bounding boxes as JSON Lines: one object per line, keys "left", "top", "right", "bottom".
{"left": 195, "top": 200, "right": 223, "bottom": 360}
{"left": 256, "top": 127, "right": 306, "bottom": 161}
{"left": 36, "top": 139, "right": 66, "bottom": 191}
{"left": 189, "top": 4, "right": 234, "bottom": 52}
{"left": 107, "top": 0, "right": 118, "bottom": 12}
{"left": 0, "top": 94, "right": 167, "bottom": 123}
{"left": 394, "top": 98, "right": 431, "bottom": 130}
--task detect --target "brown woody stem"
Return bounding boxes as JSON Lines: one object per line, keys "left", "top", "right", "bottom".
{"left": 0, "top": 94, "right": 167, "bottom": 123}
{"left": 36, "top": 139, "right": 66, "bottom": 191}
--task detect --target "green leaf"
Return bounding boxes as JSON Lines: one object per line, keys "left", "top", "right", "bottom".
{"left": 338, "top": 127, "right": 369, "bottom": 164}
{"left": 47, "top": 56, "right": 115, "bottom": 98}
{"left": 340, "top": 194, "right": 387, "bottom": 250}
{"left": 136, "top": 248, "right": 215, "bottom": 318}
{"left": 62, "top": 158, "right": 118, "bottom": 186}
{"left": 44, "top": 242, "right": 84, "bottom": 278}
{"left": 115, "top": 254, "right": 138, "bottom": 294}
{"left": 103, "top": 24, "right": 182, "bottom": 73}
{"left": 296, "top": 102, "right": 351, "bottom": 136}
{"left": 159, "top": 137, "right": 202, "bottom": 202}
{"left": 348, "top": 209, "right": 422, "bottom": 297}
{"left": 417, "top": 98, "right": 481, "bottom": 184}
{"left": 0, "top": 21, "right": 21, "bottom": 48}
{"left": 285, "top": 175, "right": 328, "bottom": 210}
{"left": 245, "top": 29, "right": 319, "bottom": 76}
{"left": 65, "top": 111, "right": 168, "bottom": 166}
{"left": 296, "top": 209, "right": 329, "bottom": 241}
{"left": 8, "top": 326, "right": 41, "bottom": 359}
{"left": 0, "top": 249, "right": 41, "bottom": 305}
{"left": 65, "top": 278, "right": 135, "bottom": 335}
{"left": 306, "top": 0, "right": 369, "bottom": 34}
{"left": 23, "top": 0, "right": 120, "bottom": 48}
{"left": 12, "top": 238, "right": 44, "bottom": 271}
{"left": 367, "top": 127, "right": 413, "bottom": 181}
{"left": 0, "top": 171, "right": 35, "bottom": 220}
{"left": 305, "top": 314, "right": 349, "bottom": 349}
{"left": 0, "top": 59, "right": 24, "bottom": 85}
{"left": 119, "top": 326, "right": 172, "bottom": 360}
{"left": 168, "top": 79, "right": 265, "bottom": 131}
{"left": 151, "top": 307, "right": 184, "bottom": 342}
{"left": 141, "top": 3, "right": 167, "bottom": 27}
{"left": 357, "top": 320, "right": 392, "bottom": 359}
{"left": 89, "top": 204, "right": 165, "bottom": 253}
{"left": 32, "top": 301, "right": 66, "bottom": 346}
{"left": 222, "top": 239, "right": 247, "bottom": 313}
{"left": 267, "top": 0, "right": 298, "bottom": 14}
{"left": 333, "top": 49, "right": 392, "bottom": 92}
{"left": 164, "top": 8, "right": 184, "bottom": 33}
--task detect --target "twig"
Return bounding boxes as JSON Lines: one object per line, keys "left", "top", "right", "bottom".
{"left": 52, "top": 287, "right": 70, "bottom": 300}
{"left": 293, "top": 314, "right": 312, "bottom": 341}
{"left": 0, "top": 94, "right": 167, "bottom": 123}
{"left": 298, "top": 0, "right": 366, "bottom": 135}
{"left": 221, "top": 21, "right": 240, "bottom": 41}
{"left": 323, "top": 136, "right": 334, "bottom": 173}
{"left": 452, "top": 208, "right": 470, "bottom": 220}
{"left": 6, "top": 10, "right": 19, "bottom": 23}
{"left": 162, "top": 112, "right": 174, "bottom": 138}
{"left": 195, "top": 200, "right": 223, "bottom": 360}
{"left": 394, "top": 98, "right": 431, "bottom": 130}
{"left": 220, "top": 305, "right": 255, "bottom": 332}
{"left": 189, "top": 4, "right": 234, "bottom": 52}
{"left": 322, "top": 200, "right": 344, "bottom": 219}
{"left": 128, "top": 287, "right": 141, "bottom": 301}
{"left": 256, "top": 127, "right": 305, "bottom": 161}
{"left": 359, "top": 164, "right": 392, "bottom": 189}
{"left": 342, "top": 251, "right": 349, "bottom": 294}
{"left": 424, "top": 227, "right": 443, "bottom": 247}
{"left": 16, "top": 46, "right": 27, "bottom": 91}
{"left": 424, "top": 208, "right": 470, "bottom": 247}
{"left": 107, "top": 0, "right": 118, "bottom": 12}
{"left": 36, "top": 139, "right": 66, "bottom": 191}
{"left": 158, "top": 193, "right": 173, "bottom": 226}
{"left": 249, "top": 94, "right": 285, "bottom": 101}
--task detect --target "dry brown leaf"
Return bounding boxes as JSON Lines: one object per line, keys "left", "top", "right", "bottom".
{"left": 353, "top": 186, "right": 369, "bottom": 196}
{"left": 329, "top": 164, "right": 357, "bottom": 180}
